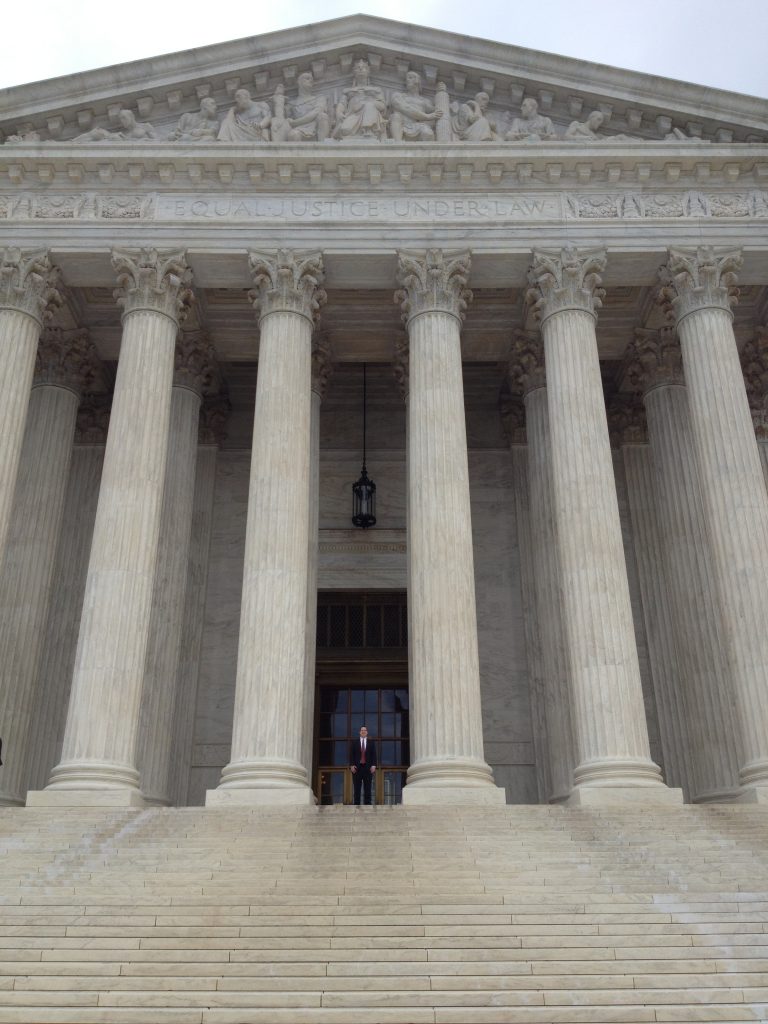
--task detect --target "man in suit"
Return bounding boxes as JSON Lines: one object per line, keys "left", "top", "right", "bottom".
{"left": 349, "top": 725, "right": 377, "bottom": 805}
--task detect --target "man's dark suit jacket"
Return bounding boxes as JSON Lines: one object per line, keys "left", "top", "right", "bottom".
{"left": 349, "top": 737, "right": 377, "bottom": 769}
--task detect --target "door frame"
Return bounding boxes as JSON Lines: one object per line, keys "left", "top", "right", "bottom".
{"left": 313, "top": 658, "right": 409, "bottom": 805}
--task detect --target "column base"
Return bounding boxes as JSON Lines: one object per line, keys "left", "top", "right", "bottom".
{"left": 26, "top": 788, "right": 147, "bottom": 808}
{"left": 738, "top": 760, "right": 768, "bottom": 790}
{"left": 208, "top": 757, "right": 315, "bottom": 807}
{"left": 731, "top": 786, "right": 768, "bottom": 805}
{"left": 402, "top": 756, "right": 507, "bottom": 805}
{"left": 566, "top": 785, "right": 684, "bottom": 808}
{"left": 45, "top": 758, "right": 141, "bottom": 791}
{"left": 573, "top": 756, "right": 665, "bottom": 788}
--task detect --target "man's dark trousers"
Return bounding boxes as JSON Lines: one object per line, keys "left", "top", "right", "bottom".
{"left": 352, "top": 764, "right": 374, "bottom": 805}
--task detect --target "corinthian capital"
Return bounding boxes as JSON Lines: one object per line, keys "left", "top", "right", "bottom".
{"left": 174, "top": 329, "right": 220, "bottom": 397}
{"left": 0, "top": 248, "right": 62, "bottom": 325}
{"left": 508, "top": 329, "right": 545, "bottom": 396}
{"left": 526, "top": 246, "right": 606, "bottom": 323}
{"left": 311, "top": 334, "right": 333, "bottom": 399}
{"left": 35, "top": 327, "right": 105, "bottom": 396}
{"left": 658, "top": 246, "right": 741, "bottom": 323}
{"left": 248, "top": 249, "right": 326, "bottom": 324}
{"left": 395, "top": 249, "right": 472, "bottom": 323}
{"left": 624, "top": 326, "right": 684, "bottom": 395}
{"left": 112, "top": 247, "right": 193, "bottom": 324}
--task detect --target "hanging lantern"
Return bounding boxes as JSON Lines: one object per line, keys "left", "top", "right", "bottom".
{"left": 352, "top": 363, "right": 376, "bottom": 529}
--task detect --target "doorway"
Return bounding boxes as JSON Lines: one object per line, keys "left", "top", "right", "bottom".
{"left": 314, "top": 591, "right": 409, "bottom": 805}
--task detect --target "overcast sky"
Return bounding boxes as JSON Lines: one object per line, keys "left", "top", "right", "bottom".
{"left": 2, "top": 0, "right": 768, "bottom": 98}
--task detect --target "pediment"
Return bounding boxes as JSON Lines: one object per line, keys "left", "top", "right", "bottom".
{"left": 1, "top": 15, "right": 766, "bottom": 146}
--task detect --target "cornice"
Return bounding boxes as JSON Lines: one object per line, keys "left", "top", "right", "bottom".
{"left": 1, "top": 142, "right": 767, "bottom": 192}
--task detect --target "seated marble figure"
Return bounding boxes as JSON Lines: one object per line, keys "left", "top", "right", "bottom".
{"left": 270, "top": 73, "right": 330, "bottom": 143}
{"left": 170, "top": 97, "right": 220, "bottom": 142}
{"left": 333, "top": 59, "right": 388, "bottom": 141}
{"left": 389, "top": 71, "right": 443, "bottom": 142}
{"left": 218, "top": 89, "right": 271, "bottom": 142}
{"left": 506, "top": 97, "right": 556, "bottom": 142}
{"left": 453, "top": 92, "right": 497, "bottom": 142}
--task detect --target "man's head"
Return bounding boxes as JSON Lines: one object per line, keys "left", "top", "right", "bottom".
{"left": 298, "top": 72, "right": 314, "bottom": 92}
{"left": 359, "top": 726, "right": 368, "bottom": 738}
{"left": 200, "top": 97, "right": 217, "bottom": 118}
{"left": 234, "top": 89, "right": 251, "bottom": 111}
{"left": 475, "top": 92, "right": 490, "bottom": 111}
{"left": 521, "top": 97, "right": 538, "bottom": 119}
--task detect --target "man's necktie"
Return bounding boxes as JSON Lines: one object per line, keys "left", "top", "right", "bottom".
{"left": 361, "top": 739, "right": 366, "bottom": 765}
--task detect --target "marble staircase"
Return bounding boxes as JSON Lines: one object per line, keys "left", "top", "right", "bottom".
{"left": 0, "top": 804, "right": 767, "bottom": 1023}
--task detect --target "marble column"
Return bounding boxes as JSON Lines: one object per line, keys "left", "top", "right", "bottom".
{"left": 503, "top": 393, "right": 551, "bottom": 804}
{"left": 301, "top": 336, "right": 332, "bottom": 781}
{"left": 609, "top": 394, "right": 693, "bottom": 797}
{"left": 659, "top": 246, "right": 768, "bottom": 800}
{"left": 208, "top": 249, "right": 325, "bottom": 806}
{"left": 168, "top": 397, "right": 229, "bottom": 807}
{"left": 137, "top": 332, "right": 217, "bottom": 805}
{"left": 627, "top": 328, "right": 741, "bottom": 800}
{"left": 509, "top": 331, "right": 576, "bottom": 802}
{"left": 0, "top": 249, "right": 61, "bottom": 562}
{"left": 527, "top": 247, "right": 676, "bottom": 805}
{"left": 396, "top": 249, "right": 504, "bottom": 804}
{"left": 28, "top": 248, "right": 192, "bottom": 807}
{"left": 25, "top": 403, "right": 108, "bottom": 794}
{"left": 0, "top": 328, "right": 102, "bottom": 805}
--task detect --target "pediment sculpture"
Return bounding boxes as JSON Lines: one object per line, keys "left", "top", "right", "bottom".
{"left": 2, "top": 59, "right": 749, "bottom": 146}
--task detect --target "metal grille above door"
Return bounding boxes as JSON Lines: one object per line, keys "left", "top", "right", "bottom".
{"left": 316, "top": 592, "right": 407, "bottom": 650}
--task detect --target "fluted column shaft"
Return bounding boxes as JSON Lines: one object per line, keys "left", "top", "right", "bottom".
{"left": 396, "top": 249, "right": 503, "bottom": 803}
{"left": 29, "top": 249, "right": 192, "bottom": 805}
{"left": 621, "top": 441, "right": 693, "bottom": 796}
{"left": 510, "top": 442, "right": 552, "bottom": 803}
{"left": 0, "top": 375, "right": 80, "bottom": 804}
{"left": 169, "top": 433, "right": 221, "bottom": 807}
{"left": 661, "top": 247, "right": 768, "bottom": 795}
{"left": 137, "top": 378, "right": 203, "bottom": 804}
{"left": 210, "top": 250, "right": 325, "bottom": 805}
{"left": 524, "top": 382, "right": 576, "bottom": 801}
{"left": 302, "top": 341, "right": 331, "bottom": 781}
{"left": 25, "top": 442, "right": 105, "bottom": 793}
{"left": 631, "top": 332, "right": 741, "bottom": 800}
{"left": 0, "top": 250, "right": 60, "bottom": 561}
{"left": 528, "top": 247, "right": 669, "bottom": 802}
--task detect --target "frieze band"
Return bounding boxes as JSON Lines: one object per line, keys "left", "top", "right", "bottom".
{"left": 2, "top": 190, "right": 768, "bottom": 223}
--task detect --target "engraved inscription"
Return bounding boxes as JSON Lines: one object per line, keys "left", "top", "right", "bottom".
{"left": 157, "top": 195, "right": 563, "bottom": 221}
{"left": 6, "top": 189, "right": 768, "bottom": 223}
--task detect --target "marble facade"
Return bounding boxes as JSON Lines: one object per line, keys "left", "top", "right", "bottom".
{"left": 0, "top": 15, "right": 767, "bottom": 807}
